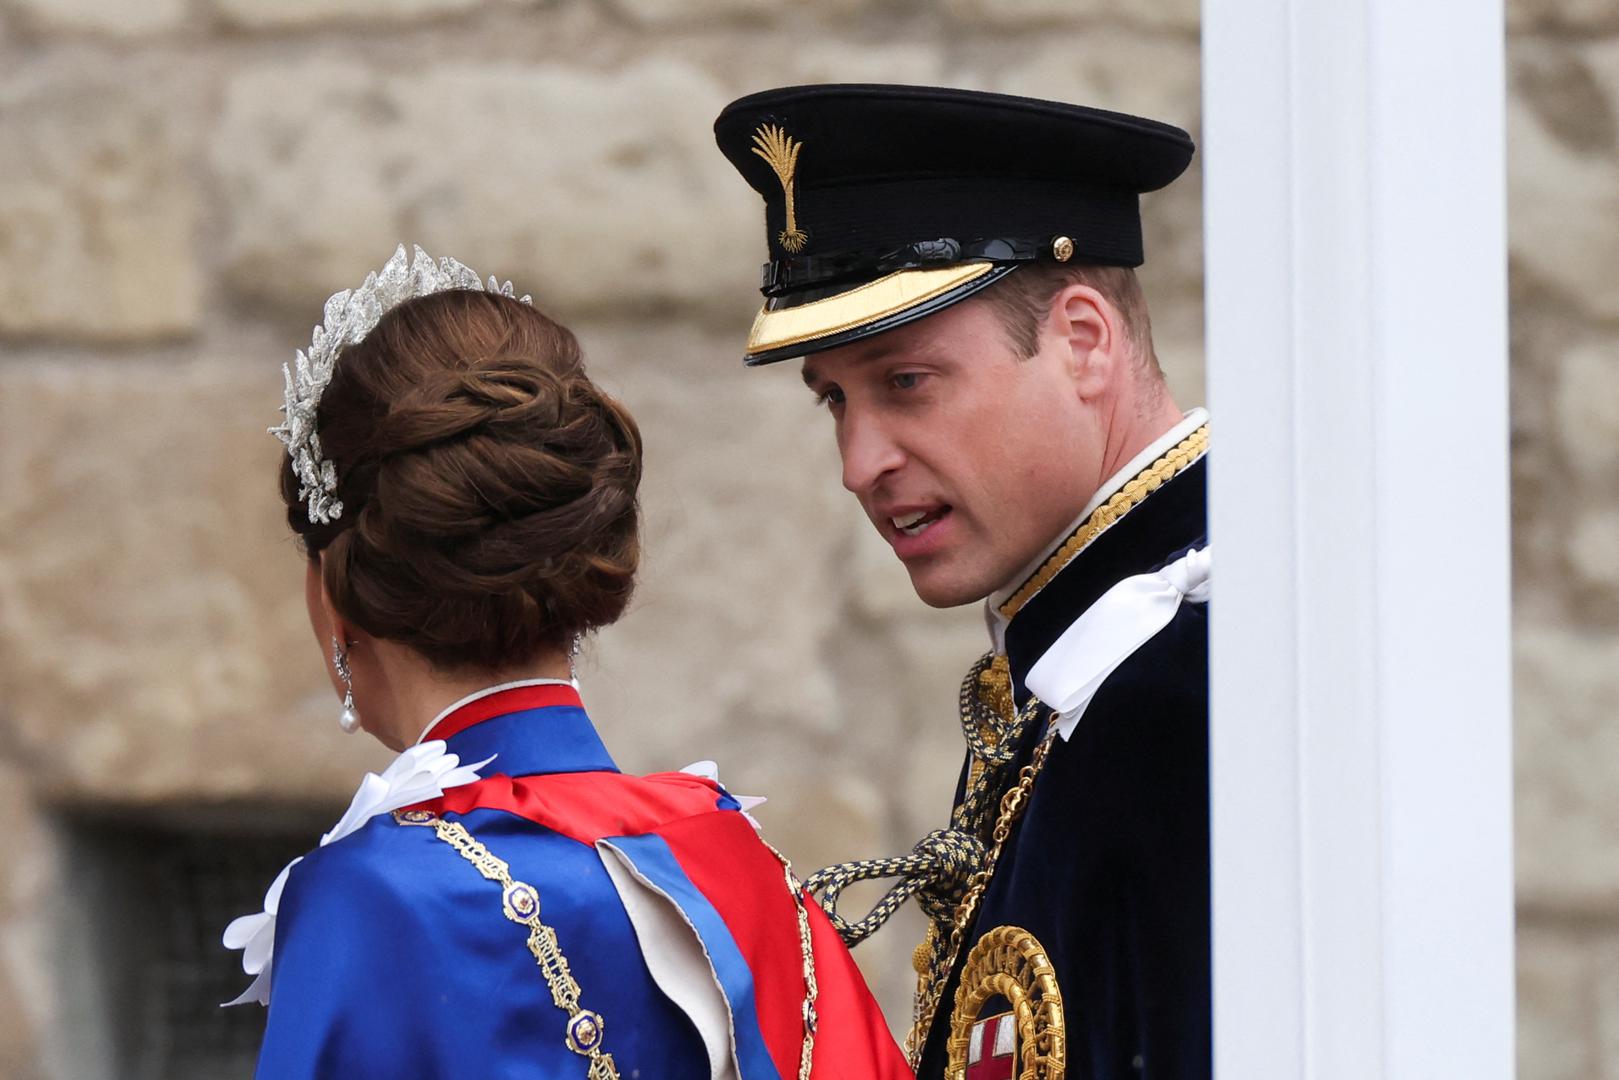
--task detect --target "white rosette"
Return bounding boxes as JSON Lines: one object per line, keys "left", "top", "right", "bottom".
{"left": 681, "top": 759, "right": 767, "bottom": 831}
{"left": 221, "top": 740, "right": 495, "bottom": 1007}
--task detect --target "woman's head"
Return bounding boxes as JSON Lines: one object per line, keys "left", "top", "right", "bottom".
{"left": 280, "top": 287, "right": 642, "bottom": 674}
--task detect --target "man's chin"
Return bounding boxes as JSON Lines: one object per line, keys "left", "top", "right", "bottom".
{"left": 904, "top": 562, "right": 997, "bottom": 610}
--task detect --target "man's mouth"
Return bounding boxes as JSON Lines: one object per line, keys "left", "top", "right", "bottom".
{"left": 891, "top": 506, "right": 951, "bottom": 537}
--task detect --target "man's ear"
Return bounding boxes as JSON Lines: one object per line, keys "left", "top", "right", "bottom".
{"left": 1051, "top": 283, "right": 1121, "bottom": 399}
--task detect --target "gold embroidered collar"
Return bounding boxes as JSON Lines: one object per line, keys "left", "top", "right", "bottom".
{"left": 996, "top": 424, "right": 1209, "bottom": 622}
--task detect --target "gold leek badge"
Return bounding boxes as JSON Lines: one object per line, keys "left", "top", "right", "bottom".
{"left": 751, "top": 123, "right": 809, "bottom": 253}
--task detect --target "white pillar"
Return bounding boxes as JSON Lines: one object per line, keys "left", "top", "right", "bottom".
{"left": 1201, "top": 1, "right": 1514, "bottom": 1077}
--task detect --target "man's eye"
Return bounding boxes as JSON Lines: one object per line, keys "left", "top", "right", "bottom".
{"left": 814, "top": 387, "right": 845, "bottom": 407}
{"left": 891, "top": 372, "right": 925, "bottom": 390}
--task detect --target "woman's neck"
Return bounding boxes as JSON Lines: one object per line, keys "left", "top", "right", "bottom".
{"left": 355, "top": 638, "right": 574, "bottom": 752}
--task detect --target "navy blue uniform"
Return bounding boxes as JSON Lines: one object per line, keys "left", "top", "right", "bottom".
{"left": 916, "top": 454, "right": 1211, "bottom": 1080}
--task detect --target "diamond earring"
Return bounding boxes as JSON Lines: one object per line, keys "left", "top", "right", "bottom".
{"left": 331, "top": 635, "right": 360, "bottom": 734}
{"left": 568, "top": 634, "right": 582, "bottom": 686}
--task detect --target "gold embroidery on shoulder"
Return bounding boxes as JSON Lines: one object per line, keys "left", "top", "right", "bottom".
{"left": 413, "top": 813, "right": 619, "bottom": 1080}
{"left": 751, "top": 124, "right": 809, "bottom": 253}
{"left": 999, "top": 424, "right": 1209, "bottom": 621}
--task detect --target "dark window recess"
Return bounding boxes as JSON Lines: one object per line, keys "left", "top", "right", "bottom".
{"left": 62, "top": 809, "right": 329, "bottom": 1080}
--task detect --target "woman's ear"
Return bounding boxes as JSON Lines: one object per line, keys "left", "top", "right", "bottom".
{"left": 304, "top": 554, "right": 357, "bottom": 652}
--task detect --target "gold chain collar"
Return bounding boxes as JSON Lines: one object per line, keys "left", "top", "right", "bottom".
{"left": 997, "top": 424, "right": 1210, "bottom": 622}
{"left": 400, "top": 810, "right": 820, "bottom": 1079}
{"left": 397, "top": 811, "right": 622, "bottom": 1078}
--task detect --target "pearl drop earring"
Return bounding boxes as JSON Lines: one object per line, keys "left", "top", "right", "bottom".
{"left": 331, "top": 635, "right": 360, "bottom": 734}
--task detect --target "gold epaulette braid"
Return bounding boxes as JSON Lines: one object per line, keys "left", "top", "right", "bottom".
{"left": 395, "top": 811, "right": 619, "bottom": 1080}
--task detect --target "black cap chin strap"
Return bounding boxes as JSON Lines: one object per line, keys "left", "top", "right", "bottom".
{"left": 762, "top": 236, "right": 1074, "bottom": 297}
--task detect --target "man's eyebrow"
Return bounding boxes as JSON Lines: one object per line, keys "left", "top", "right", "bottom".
{"left": 800, "top": 340, "right": 919, "bottom": 387}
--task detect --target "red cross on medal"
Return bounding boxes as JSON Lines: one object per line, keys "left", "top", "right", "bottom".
{"left": 965, "top": 1011, "right": 1016, "bottom": 1080}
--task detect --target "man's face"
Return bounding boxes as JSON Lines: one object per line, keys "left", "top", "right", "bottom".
{"left": 800, "top": 296, "right": 1102, "bottom": 608}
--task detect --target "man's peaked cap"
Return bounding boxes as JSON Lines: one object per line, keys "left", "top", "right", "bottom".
{"left": 714, "top": 83, "right": 1195, "bottom": 366}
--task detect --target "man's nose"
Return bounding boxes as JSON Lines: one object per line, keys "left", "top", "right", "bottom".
{"left": 839, "top": 407, "right": 905, "bottom": 494}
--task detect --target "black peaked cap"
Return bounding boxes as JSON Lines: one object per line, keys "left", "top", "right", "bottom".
{"left": 714, "top": 85, "right": 1194, "bottom": 365}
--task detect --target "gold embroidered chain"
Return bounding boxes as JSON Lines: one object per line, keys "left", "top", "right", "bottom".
{"left": 998, "top": 424, "right": 1210, "bottom": 620}
{"left": 764, "top": 841, "right": 820, "bottom": 1080}
{"left": 905, "top": 711, "right": 1061, "bottom": 1068}
{"left": 397, "top": 811, "right": 619, "bottom": 1080}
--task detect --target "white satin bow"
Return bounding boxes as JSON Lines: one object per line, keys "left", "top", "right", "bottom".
{"left": 1025, "top": 545, "right": 1211, "bottom": 741}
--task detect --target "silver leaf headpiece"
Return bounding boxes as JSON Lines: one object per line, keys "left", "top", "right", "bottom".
{"left": 269, "top": 243, "right": 533, "bottom": 524}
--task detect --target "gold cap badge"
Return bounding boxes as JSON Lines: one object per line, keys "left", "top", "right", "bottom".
{"left": 751, "top": 123, "right": 809, "bottom": 254}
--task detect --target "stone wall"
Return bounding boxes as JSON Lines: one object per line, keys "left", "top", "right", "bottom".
{"left": 0, "top": 0, "right": 1609, "bottom": 1076}
{"left": 1511, "top": 4, "right": 1619, "bottom": 1075}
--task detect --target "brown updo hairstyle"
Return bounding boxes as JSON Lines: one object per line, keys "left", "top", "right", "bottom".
{"left": 280, "top": 289, "right": 642, "bottom": 671}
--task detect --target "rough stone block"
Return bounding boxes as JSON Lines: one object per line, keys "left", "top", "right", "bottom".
{"left": 211, "top": 58, "right": 757, "bottom": 322}
{"left": 1554, "top": 338, "right": 1619, "bottom": 481}
{"left": 0, "top": 79, "right": 199, "bottom": 341}
{"left": 1515, "top": 622, "right": 1619, "bottom": 910}
{"left": 0, "top": 769, "right": 51, "bottom": 1080}
{"left": 982, "top": 33, "right": 1201, "bottom": 146}
{"left": 211, "top": 0, "right": 507, "bottom": 28}
{"left": 1509, "top": 40, "right": 1619, "bottom": 321}
{"left": 1509, "top": 0, "right": 1619, "bottom": 32}
{"left": 1154, "top": 334, "right": 1206, "bottom": 410}
{"left": 9, "top": 0, "right": 186, "bottom": 34}
{"left": 610, "top": 0, "right": 866, "bottom": 23}
{"left": 0, "top": 359, "right": 388, "bottom": 804}
{"left": 1569, "top": 506, "right": 1619, "bottom": 595}
{"left": 982, "top": 34, "right": 1205, "bottom": 316}
{"left": 945, "top": 0, "right": 1199, "bottom": 31}
{"left": 1518, "top": 923, "right": 1598, "bottom": 1080}
{"left": 0, "top": 973, "right": 43, "bottom": 1080}
{"left": 572, "top": 323, "right": 861, "bottom": 760}
{"left": 727, "top": 39, "right": 946, "bottom": 90}
{"left": 1592, "top": 933, "right": 1619, "bottom": 1079}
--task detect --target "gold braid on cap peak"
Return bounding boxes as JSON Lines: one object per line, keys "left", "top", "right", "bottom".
{"left": 270, "top": 244, "right": 533, "bottom": 526}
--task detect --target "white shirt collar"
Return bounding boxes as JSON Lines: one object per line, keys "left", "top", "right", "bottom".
{"left": 415, "top": 677, "right": 579, "bottom": 745}
{"left": 984, "top": 407, "right": 1209, "bottom": 652}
